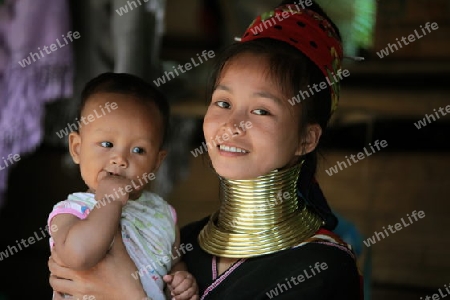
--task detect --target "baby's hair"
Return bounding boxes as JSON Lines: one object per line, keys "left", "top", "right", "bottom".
{"left": 207, "top": 0, "right": 342, "bottom": 177}
{"left": 78, "top": 72, "right": 170, "bottom": 147}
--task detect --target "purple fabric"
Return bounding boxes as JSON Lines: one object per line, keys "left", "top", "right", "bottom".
{"left": 0, "top": 0, "right": 73, "bottom": 208}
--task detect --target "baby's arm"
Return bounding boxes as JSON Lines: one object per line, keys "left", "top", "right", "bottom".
{"left": 50, "top": 174, "right": 130, "bottom": 270}
{"left": 50, "top": 198, "right": 123, "bottom": 270}
{"left": 163, "top": 226, "right": 198, "bottom": 300}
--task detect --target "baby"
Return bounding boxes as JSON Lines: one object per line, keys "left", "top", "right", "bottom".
{"left": 47, "top": 73, "right": 197, "bottom": 300}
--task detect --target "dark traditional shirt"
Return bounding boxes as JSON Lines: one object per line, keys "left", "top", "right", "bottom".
{"left": 181, "top": 216, "right": 362, "bottom": 300}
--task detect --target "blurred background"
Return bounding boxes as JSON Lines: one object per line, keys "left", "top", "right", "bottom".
{"left": 0, "top": 0, "right": 449, "bottom": 299}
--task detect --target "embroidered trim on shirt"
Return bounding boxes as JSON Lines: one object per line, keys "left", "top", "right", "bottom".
{"left": 313, "top": 240, "right": 356, "bottom": 260}
{"left": 200, "top": 229, "right": 356, "bottom": 299}
{"left": 200, "top": 257, "right": 246, "bottom": 300}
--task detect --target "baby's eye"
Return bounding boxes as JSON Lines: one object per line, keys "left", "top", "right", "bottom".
{"left": 101, "top": 141, "right": 113, "bottom": 148}
{"left": 132, "top": 147, "right": 145, "bottom": 154}
{"left": 215, "top": 101, "right": 230, "bottom": 109}
{"left": 252, "top": 109, "right": 270, "bottom": 115}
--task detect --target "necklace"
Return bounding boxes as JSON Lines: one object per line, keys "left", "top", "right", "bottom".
{"left": 198, "top": 162, "right": 324, "bottom": 258}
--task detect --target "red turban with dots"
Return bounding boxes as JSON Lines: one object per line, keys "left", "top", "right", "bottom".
{"left": 240, "top": 3, "right": 344, "bottom": 114}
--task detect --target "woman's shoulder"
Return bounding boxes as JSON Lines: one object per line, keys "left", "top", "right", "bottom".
{"left": 236, "top": 240, "right": 361, "bottom": 299}
{"left": 272, "top": 238, "right": 358, "bottom": 274}
{"left": 251, "top": 232, "right": 361, "bottom": 299}
{"left": 295, "top": 229, "right": 357, "bottom": 260}
{"left": 268, "top": 230, "right": 359, "bottom": 280}
{"left": 207, "top": 238, "right": 361, "bottom": 299}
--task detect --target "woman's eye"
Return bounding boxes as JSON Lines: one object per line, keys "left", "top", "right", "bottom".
{"left": 253, "top": 109, "right": 270, "bottom": 115}
{"left": 215, "top": 101, "right": 230, "bottom": 109}
{"left": 132, "top": 147, "right": 145, "bottom": 154}
{"left": 100, "top": 141, "right": 113, "bottom": 148}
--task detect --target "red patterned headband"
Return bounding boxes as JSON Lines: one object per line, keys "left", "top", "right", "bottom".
{"left": 240, "top": 4, "right": 343, "bottom": 114}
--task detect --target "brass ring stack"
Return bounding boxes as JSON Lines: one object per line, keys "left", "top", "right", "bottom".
{"left": 198, "top": 162, "right": 323, "bottom": 258}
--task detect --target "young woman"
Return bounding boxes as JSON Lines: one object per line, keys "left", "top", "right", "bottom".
{"left": 49, "top": 1, "right": 362, "bottom": 299}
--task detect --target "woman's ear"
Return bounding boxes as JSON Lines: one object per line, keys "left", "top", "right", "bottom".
{"left": 295, "top": 124, "right": 322, "bottom": 156}
{"left": 68, "top": 132, "right": 82, "bottom": 164}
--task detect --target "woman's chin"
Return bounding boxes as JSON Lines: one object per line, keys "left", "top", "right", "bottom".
{"left": 212, "top": 163, "right": 267, "bottom": 180}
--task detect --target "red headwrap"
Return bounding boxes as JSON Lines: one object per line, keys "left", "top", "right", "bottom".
{"left": 240, "top": 4, "right": 343, "bottom": 114}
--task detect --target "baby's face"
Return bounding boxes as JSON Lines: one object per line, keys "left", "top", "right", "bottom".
{"left": 69, "top": 93, "right": 166, "bottom": 199}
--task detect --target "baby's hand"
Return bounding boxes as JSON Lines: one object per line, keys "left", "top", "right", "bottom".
{"left": 95, "top": 171, "right": 132, "bottom": 206}
{"left": 163, "top": 271, "right": 199, "bottom": 300}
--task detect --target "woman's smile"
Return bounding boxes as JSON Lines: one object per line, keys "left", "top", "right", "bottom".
{"left": 218, "top": 144, "right": 250, "bottom": 156}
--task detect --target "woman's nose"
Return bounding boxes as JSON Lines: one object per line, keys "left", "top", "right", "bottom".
{"left": 221, "top": 117, "right": 247, "bottom": 137}
{"left": 220, "top": 110, "right": 248, "bottom": 137}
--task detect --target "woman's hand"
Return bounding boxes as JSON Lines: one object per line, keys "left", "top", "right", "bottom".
{"left": 49, "top": 232, "right": 147, "bottom": 300}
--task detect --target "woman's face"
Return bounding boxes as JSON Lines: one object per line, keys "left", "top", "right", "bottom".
{"left": 203, "top": 53, "right": 305, "bottom": 180}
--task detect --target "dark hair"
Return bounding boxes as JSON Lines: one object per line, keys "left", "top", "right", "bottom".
{"left": 78, "top": 72, "right": 170, "bottom": 147}
{"left": 207, "top": 1, "right": 342, "bottom": 229}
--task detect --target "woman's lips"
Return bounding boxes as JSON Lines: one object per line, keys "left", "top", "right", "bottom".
{"left": 218, "top": 144, "right": 249, "bottom": 157}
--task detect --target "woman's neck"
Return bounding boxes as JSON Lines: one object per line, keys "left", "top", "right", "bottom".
{"left": 198, "top": 162, "right": 324, "bottom": 258}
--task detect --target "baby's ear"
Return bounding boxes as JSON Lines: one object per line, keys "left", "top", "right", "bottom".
{"left": 68, "top": 132, "right": 82, "bottom": 164}
{"left": 295, "top": 124, "right": 322, "bottom": 156}
{"left": 154, "top": 149, "right": 168, "bottom": 172}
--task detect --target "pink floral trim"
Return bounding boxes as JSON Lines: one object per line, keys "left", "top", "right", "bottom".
{"left": 314, "top": 241, "right": 356, "bottom": 260}
{"left": 47, "top": 207, "right": 88, "bottom": 228}
{"left": 212, "top": 256, "right": 218, "bottom": 280}
{"left": 47, "top": 207, "right": 89, "bottom": 249}
{"left": 169, "top": 205, "right": 177, "bottom": 224}
{"left": 200, "top": 257, "right": 246, "bottom": 300}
